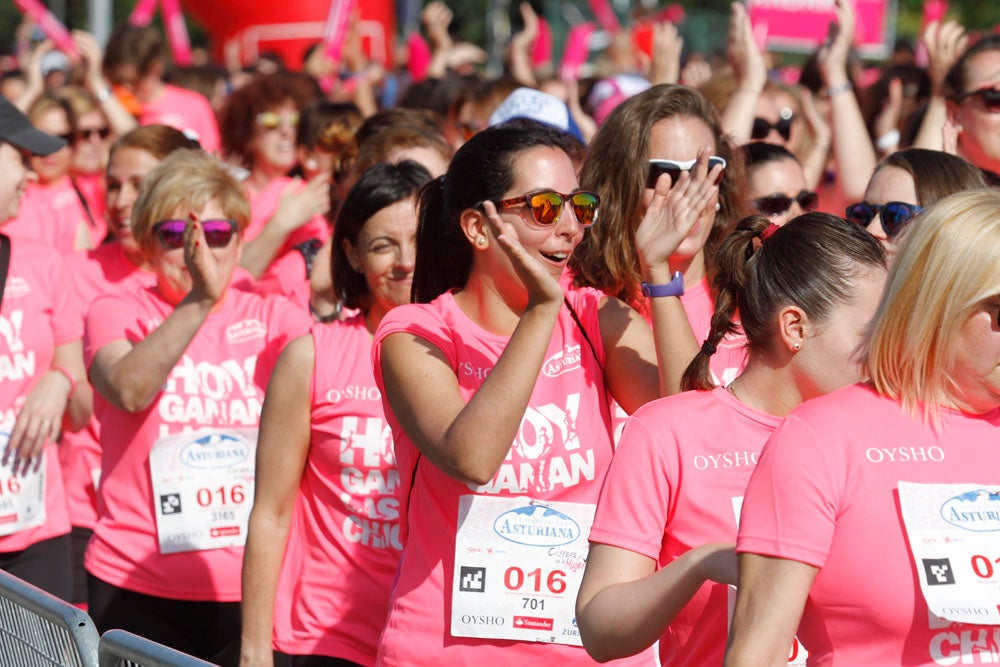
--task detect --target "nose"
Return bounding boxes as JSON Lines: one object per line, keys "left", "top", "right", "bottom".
{"left": 397, "top": 240, "right": 417, "bottom": 273}
{"left": 866, "top": 215, "right": 887, "bottom": 241}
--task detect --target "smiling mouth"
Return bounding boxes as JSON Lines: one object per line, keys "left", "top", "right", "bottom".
{"left": 540, "top": 251, "right": 570, "bottom": 263}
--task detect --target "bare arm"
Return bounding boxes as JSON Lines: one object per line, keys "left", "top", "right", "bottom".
{"left": 912, "top": 20, "right": 968, "bottom": 151}
{"left": 379, "top": 202, "right": 563, "bottom": 485}
{"left": 724, "top": 554, "right": 818, "bottom": 667}
{"left": 240, "top": 335, "right": 313, "bottom": 667}
{"left": 577, "top": 542, "right": 737, "bottom": 662}
{"left": 507, "top": 2, "right": 539, "bottom": 88}
{"left": 720, "top": 3, "right": 767, "bottom": 144}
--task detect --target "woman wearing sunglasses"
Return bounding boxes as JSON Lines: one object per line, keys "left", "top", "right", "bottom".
{"left": 727, "top": 189, "right": 1000, "bottom": 667}
{"left": 84, "top": 149, "right": 311, "bottom": 665}
{"left": 240, "top": 161, "right": 432, "bottom": 667}
{"left": 944, "top": 35, "right": 1000, "bottom": 179}
{"left": 744, "top": 142, "right": 818, "bottom": 227}
{"left": 572, "top": 84, "right": 748, "bottom": 391}
{"left": 847, "top": 148, "right": 986, "bottom": 259}
{"left": 220, "top": 74, "right": 331, "bottom": 301}
{"left": 577, "top": 213, "right": 886, "bottom": 666}
{"left": 372, "top": 122, "right": 692, "bottom": 666}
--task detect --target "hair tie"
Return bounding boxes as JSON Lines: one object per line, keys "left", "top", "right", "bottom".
{"left": 759, "top": 222, "right": 780, "bottom": 242}
{"left": 700, "top": 340, "right": 717, "bottom": 356}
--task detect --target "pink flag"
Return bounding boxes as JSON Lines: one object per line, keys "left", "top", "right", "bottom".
{"left": 588, "top": 0, "right": 620, "bottom": 34}
{"left": 160, "top": 0, "right": 193, "bottom": 65}
{"left": 128, "top": 0, "right": 159, "bottom": 27}
{"left": 531, "top": 16, "right": 553, "bottom": 68}
{"left": 14, "top": 0, "right": 80, "bottom": 61}
{"left": 559, "top": 22, "right": 595, "bottom": 82}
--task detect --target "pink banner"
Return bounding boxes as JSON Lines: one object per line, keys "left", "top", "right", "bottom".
{"left": 746, "top": 0, "right": 895, "bottom": 59}
{"left": 559, "top": 22, "right": 595, "bottom": 82}
{"left": 160, "top": 0, "right": 193, "bottom": 65}
{"left": 14, "top": 0, "right": 80, "bottom": 61}
{"left": 129, "top": 0, "right": 159, "bottom": 26}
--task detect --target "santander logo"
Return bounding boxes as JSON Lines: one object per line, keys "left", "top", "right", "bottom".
{"left": 543, "top": 345, "right": 582, "bottom": 378}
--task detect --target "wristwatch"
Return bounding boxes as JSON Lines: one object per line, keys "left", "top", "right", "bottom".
{"left": 641, "top": 271, "right": 685, "bottom": 298}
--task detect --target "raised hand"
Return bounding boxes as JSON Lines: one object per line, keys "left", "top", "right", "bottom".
{"left": 728, "top": 2, "right": 767, "bottom": 94}
{"left": 481, "top": 201, "right": 563, "bottom": 310}
{"left": 923, "top": 19, "right": 968, "bottom": 95}
{"left": 185, "top": 213, "right": 232, "bottom": 304}
{"left": 635, "top": 149, "right": 722, "bottom": 277}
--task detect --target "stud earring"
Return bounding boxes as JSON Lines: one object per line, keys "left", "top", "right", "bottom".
{"left": 793, "top": 342, "right": 801, "bottom": 350}
{"left": 477, "top": 237, "right": 487, "bottom": 246}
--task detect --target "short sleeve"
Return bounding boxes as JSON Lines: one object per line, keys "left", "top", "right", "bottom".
{"left": 84, "top": 292, "right": 148, "bottom": 368}
{"left": 372, "top": 302, "right": 458, "bottom": 394}
{"left": 589, "top": 409, "right": 673, "bottom": 560}
{"left": 255, "top": 294, "right": 312, "bottom": 384}
{"left": 736, "top": 414, "right": 841, "bottom": 568}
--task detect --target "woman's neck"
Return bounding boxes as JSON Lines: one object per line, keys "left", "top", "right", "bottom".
{"left": 727, "top": 357, "right": 804, "bottom": 417}
{"left": 247, "top": 164, "right": 287, "bottom": 193}
{"left": 453, "top": 273, "right": 527, "bottom": 336}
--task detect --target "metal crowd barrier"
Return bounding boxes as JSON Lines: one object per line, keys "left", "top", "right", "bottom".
{"left": 98, "top": 629, "right": 218, "bottom": 667}
{"left": 0, "top": 568, "right": 100, "bottom": 666}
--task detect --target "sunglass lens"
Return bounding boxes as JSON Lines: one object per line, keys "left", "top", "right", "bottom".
{"left": 983, "top": 88, "right": 1000, "bottom": 111}
{"left": 202, "top": 220, "right": 236, "bottom": 246}
{"left": 845, "top": 203, "right": 875, "bottom": 227}
{"left": 756, "top": 196, "right": 793, "bottom": 216}
{"left": 570, "top": 193, "right": 599, "bottom": 227}
{"left": 257, "top": 112, "right": 280, "bottom": 129}
{"left": 776, "top": 117, "right": 793, "bottom": 141}
{"left": 647, "top": 164, "right": 680, "bottom": 189}
{"left": 156, "top": 221, "right": 186, "bottom": 248}
{"left": 798, "top": 191, "right": 819, "bottom": 211}
{"left": 881, "top": 204, "right": 918, "bottom": 238}
{"left": 529, "top": 192, "right": 563, "bottom": 225}
{"left": 751, "top": 118, "right": 770, "bottom": 140}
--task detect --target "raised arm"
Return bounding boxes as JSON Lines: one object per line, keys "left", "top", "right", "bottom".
{"left": 240, "top": 335, "right": 313, "bottom": 667}
{"left": 724, "top": 554, "right": 817, "bottom": 667}
{"left": 912, "top": 20, "right": 968, "bottom": 151}
{"left": 378, "top": 202, "right": 563, "bottom": 485}
{"left": 720, "top": 2, "right": 768, "bottom": 144}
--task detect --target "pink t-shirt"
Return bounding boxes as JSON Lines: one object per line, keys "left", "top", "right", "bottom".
{"left": 140, "top": 84, "right": 220, "bottom": 153}
{"left": 6, "top": 177, "right": 89, "bottom": 255}
{"left": 272, "top": 315, "right": 402, "bottom": 664}
{"left": 83, "top": 287, "right": 309, "bottom": 600}
{"left": 372, "top": 288, "right": 652, "bottom": 667}
{"left": 60, "top": 244, "right": 155, "bottom": 530}
{"left": 0, "top": 236, "right": 80, "bottom": 552}
{"left": 738, "top": 383, "right": 1000, "bottom": 667}
{"left": 245, "top": 177, "right": 331, "bottom": 299}
{"left": 590, "top": 386, "right": 781, "bottom": 666}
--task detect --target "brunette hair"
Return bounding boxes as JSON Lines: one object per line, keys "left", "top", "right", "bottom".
{"left": 110, "top": 124, "right": 200, "bottom": 165}
{"left": 103, "top": 22, "right": 166, "bottom": 78}
{"left": 413, "top": 124, "right": 573, "bottom": 303}
{"left": 943, "top": 35, "right": 1000, "bottom": 100}
{"left": 332, "top": 161, "right": 433, "bottom": 310}
{"left": 682, "top": 213, "right": 886, "bottom": 391}
{"left": 572, "top": 84, "right": 747, "bottom": 308}
{"left": 218, "top": 73, "right": 313, "bottom": 167}
{"left": 875, "top": 148, "right": 987, "bottom": 207}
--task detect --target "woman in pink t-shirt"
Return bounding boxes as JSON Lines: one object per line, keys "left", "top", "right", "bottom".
{"left": 0, "top": 97, "right": 91, "bottom": 601}
{"left": 371, "top": 123, "right": 719, "bottom": 666}
{"left": 84, "top": 150, "right": 309, "bottom": 665}
{"left": 727, "top": 189, "right": 1000, "bottom": 666}
{"left": 572, "top": 84, "right": 750, "bottom": 391}
{"left": 61, "top": 124, "right": 204, "bottom": 607}
{"left": 576, "top": 214, "right": 886, "bottom": 666}
{"left": 240, "top": 161, "right": 432, "bottom": 667}
{"left": 220, "top": 75, "right": 331, "bottom": 298}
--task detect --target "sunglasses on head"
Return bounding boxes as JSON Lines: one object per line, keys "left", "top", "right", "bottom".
{"left": 752, "top": 190, "right": 819, "bottom": 217}
{"left": 646, "top": 156, "right": 727, "bottom": 189}
{"left": 256, "top": 111, "right": 300, "bottom": 130}
{"left": 77, "top": 127, "right": 112, "bottom": 141}
{"left": 751, "top": 108, "right": 794, "bottom": 141}
{"left": 495, "top": 190, "right": 600, "bottom": 228}
{"left": 153, "top": 219, "right": 238, "bottom": 249}
{"left": 845, "top": 201, "right": 923, "bottom": 238}
{"left": 957, "top": 87, "right": 1000, "bottom": 113}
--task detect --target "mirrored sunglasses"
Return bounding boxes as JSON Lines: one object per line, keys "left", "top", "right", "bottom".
{"left": 751, "top": 108, "right": 794, "bottom": 141}
{"left": 646, "top": 156, "right": 727, "bottom": 189}
{"left": 153, "top": 219, "right": 238, "bottom": 249}
{"left": 752, "top": 190, "right": 819, "bottom": 217}
{"left": 845, "top": 201, "right": 923, "bottom": 238}
{"left": 957, "top": 87, "right": 1000, "bottom": 113}
{"left": 255, "top": 111, "right": 300, "bottom": 130}
{"left": 495, "top": 190, "right": 600, "bottom": 228}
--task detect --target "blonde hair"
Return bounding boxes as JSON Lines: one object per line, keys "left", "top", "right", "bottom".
{"left": 132, "top": 149, "right": 250, "bottom": 255}
{"left": 865, "top": 189, "right": 1000, "bottom": 416}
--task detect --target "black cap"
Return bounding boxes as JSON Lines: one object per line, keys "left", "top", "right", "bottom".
{"left": 0, "top": 96, "right": 67, "bottom": 156}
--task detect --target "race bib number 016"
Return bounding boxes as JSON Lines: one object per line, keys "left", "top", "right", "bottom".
{"left": 149, "top": 428, "right": 258, "bottom": 554}
{"left": 0, "top": 435, "right": 45, "bottom": 538}
{"left": 899, "top": 481, "right": 1000, "bottom": 625}
{"left": 452, "top": 495, "right": 593, "bottom": 646}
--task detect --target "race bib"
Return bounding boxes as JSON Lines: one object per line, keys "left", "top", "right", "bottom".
{"left": 898, "top": 481, "right": 1000, "bottom": 625}
{"left": 0, "top": 436, "right": 46, "bottom": 538}
{"left": 731, "top": 496, "right": 808, "bottom": 665}
{"left": 451, "top": 495, "right": 593, "bottom": 646}
{"left": 149, "top": 428, "right": 257, "bottom": 554}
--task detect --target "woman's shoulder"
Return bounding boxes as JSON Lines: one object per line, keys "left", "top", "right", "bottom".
{"left": 374, "top": 293, "right": 455, "bottom": 342}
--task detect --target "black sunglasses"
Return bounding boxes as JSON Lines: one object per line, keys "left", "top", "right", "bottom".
{"left": 957, "top": 87, "right": 1000, "bottom": 113}
{"left": 751, "top": 108, "right": 794, "bottom": 141}
{"left": 845, "top": 201, "right": 923, "bottom": 238}
{"left": 752, "top": 190, "right": 819, "bottom": 217}
{"left": 77, "top": 127, "right": 112, "bottom": 141}
{"left": 647, "top": 156, "right": 726, "bottom": 189}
